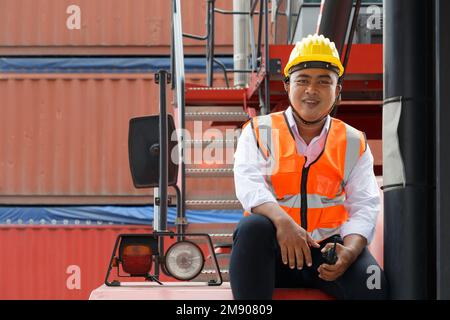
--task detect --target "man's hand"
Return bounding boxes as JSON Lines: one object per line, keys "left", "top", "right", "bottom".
{"left": 275, "top": 216, "right": 320, "bottom": 270}
{"left": 317, "top": 234, "right": 367, "bottom": 281}
{"left": 317, "top": 243, "right": 356, "bottom": 281}
{"left": 251, "top": 202, "right": 320, "bottom": 270}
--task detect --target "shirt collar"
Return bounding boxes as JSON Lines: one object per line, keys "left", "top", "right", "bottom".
{"left": 285, "top": 106, "right": 331, "bottom": 139}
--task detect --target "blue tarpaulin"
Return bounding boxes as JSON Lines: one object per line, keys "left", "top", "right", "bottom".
{"left": 0, "top": 206, "right": 243, "bottom": 225}
{"left": 0, "top": 57, "right": 234, "bottom": 73}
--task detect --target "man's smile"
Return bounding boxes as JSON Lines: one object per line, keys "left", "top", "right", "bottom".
{"left": 302, "top": 98, "right": 320, "bottom": 107}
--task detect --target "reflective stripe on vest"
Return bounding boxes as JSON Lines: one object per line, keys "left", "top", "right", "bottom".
{"left": 247, "top": 111, "right": 366, "bottom": 242}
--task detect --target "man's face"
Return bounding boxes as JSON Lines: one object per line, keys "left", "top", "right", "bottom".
{"left": 286, "top": 68, "right": 340, "bottom": 123}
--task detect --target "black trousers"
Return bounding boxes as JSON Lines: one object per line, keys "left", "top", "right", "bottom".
{"left": 229, "top": 214, "right": 389, "bottom": 300}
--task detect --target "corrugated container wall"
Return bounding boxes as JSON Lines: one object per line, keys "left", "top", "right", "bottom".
{"left": 0, "top": 0, "right": 235, "bottom": 55}
{"left": 0, "top": 73, "right": 230, "bottom": 205}
{"left": 0, "top": 225, "right": 153, "bottom": 299}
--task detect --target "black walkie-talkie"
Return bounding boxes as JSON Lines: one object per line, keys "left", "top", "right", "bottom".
{"left": 322, "top": 236, "right": 338, "bottom": 265}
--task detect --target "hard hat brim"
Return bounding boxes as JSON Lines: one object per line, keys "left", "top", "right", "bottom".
{"left": 284, "top": 54, "right": 344, "bottom": 77}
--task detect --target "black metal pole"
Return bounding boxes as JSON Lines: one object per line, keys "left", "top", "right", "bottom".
{"left": 316, "top": 0, "right": 353, "bottom": 55}
{"left": 173, "top": 185, "right": 185, "bottom": 241}
{"left": 249, "top": 1, "right": 257, "bottom": 71}
{"left": 263, "top": 0, "right": 270, "bottom": 114}
{"left": 289, "top": 3, "right": 304, "bottom": 44}
{"left": 250, "top": 0, "right": 258, "bottom": 15}
{"left": 286, "top": 0, "right": 292, "bottom": 44}
{"left": 155, "top": 70, "right": 170, "bottom": 279}
{"left": 256, "top": 0, "right": 263, "bottom": 67}
{"left": 435, "top": 0, "right": 450, "bottom": 300}
{"left": 384, "top": 0, "right": 435, "bottom": 299}
{"left": 170, "top": 4, "right": 175, "bottom": 91}
{"left": 213, "top": 58, "right": 230, "bottom": 87}
{"left": 207, "top": 0, "right": 215, "bottom": 87}
{"left": 340, "top": 0, "right": 361, "bottom": 82}
{"left": 157, "top": 70, "right": 169, "bottom": 232}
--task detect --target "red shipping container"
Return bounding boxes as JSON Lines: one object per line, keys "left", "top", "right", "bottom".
{"left": 0, "top": 72, "right": 232, "bottom": 205}
{"left": 0, "top": 225, "right": 153, "bottom": 299}
{"left": 0, "top": 0, "right": 235, "bottom": 55}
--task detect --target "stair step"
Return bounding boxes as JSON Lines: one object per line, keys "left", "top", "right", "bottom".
{"left": 185, "top": 110, "right": 249, "bottom": 122}
{"left": 209, "top": 233, "right": 233, "bottom": 238}
{"left": 202, "top": 269, "right": 229, "bottom": 275}
{"left": 186, "top": 167, "right": 234, "bottom": 177}
{"left": 186, "top": 199, "right": 242, "bottom": 210}
{"left": 185, "top": 85, "right": 247, "bottom": 107}
{"left": 186, "top": 199, "right": 241, "bottom": 205}
{"left": 187, "top": 86, "right": 244, "bottom": 91}
{"left": 193, "top": 269, "right": 230, "bottom": 282}
{"left": 185, "top": 105, "right": 245, "bottom": 111}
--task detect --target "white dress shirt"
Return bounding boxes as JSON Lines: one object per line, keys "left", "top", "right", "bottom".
{"left": 233, "top": 106, "right": 380, "bottom": 244}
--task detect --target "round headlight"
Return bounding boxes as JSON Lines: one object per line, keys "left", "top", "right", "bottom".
{"left": 164, "top": 241, "right": 205, "bottom": 281}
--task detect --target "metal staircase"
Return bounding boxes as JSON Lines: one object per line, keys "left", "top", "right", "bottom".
{"left": 183, "top": 100, "right": 249, "bottom": 211}
{"left": 178, "top": 0, "right": 271, "bottom": 214}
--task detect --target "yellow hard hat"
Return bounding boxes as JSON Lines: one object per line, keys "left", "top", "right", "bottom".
{"left": 283, "top": 34, "right": 344, "bottom": 77}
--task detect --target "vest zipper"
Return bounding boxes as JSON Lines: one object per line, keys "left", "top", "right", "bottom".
{"left": 301, "top": 159, "right": 310, "bottom": 230}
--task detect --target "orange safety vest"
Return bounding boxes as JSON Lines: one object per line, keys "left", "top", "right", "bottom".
{"left": 244, "top": 110, "right": 367, "bottom": 242}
